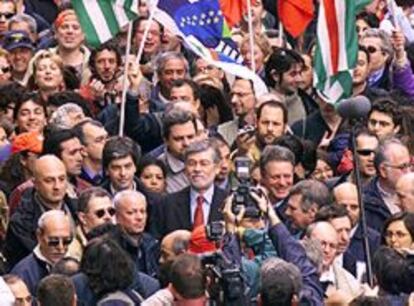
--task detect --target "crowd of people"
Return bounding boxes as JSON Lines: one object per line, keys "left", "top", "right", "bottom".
{"left": 0, "top": 0, "right": 413, "bottom": 305}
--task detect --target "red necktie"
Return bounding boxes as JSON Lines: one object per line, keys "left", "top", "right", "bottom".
{"left": 193, "top": 195, "right": 204, "bottom": 228}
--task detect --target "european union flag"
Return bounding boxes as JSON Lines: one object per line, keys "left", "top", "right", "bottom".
{"left": 157, "top": 0, "right": 242, "bottom": 64}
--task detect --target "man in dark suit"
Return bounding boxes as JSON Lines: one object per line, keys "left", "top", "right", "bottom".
{"left": 334, "top": 182, "right": 381, "bottom": 281}
{"left": 151, "top": 140, "right": 227, "bottom": 238}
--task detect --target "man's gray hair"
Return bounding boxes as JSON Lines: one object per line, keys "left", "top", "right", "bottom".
{"left": 374, "top": 137, "right": 408, "bottom": 171}
{"left": 260, "top": 257, "right": 302, "bottom": 295}
{"left": 289, "top": 179, "right": 331, "bottom": 212}
{"left": 9, "top": 13, "right": 37, "bottom": 35}
{"left": 49, "top": 103, "right": 84, "bottom": 129}
{"left": 155, "top": 51, "right": 189, "bottom": 77}
{"left": 37, "top": 210, "right": 72, "bottom": 234}
{"left": 184, "top": 140, "right": 221, "bottom": 164}
{"left": 362, "top": 28, "right": 394, "bottom": 61}
{"left": 259, "top": 145, "right": 295, "bottom": 174}
{"left": 113, "top": 190, "right": 147, "bottom": 209}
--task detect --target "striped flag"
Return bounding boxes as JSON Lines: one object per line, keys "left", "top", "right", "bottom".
{"left": 313, "top": 0, "right": 370, "bottom": 104}
{"left": 71, "top": 0, "right": 139, "bottom": 48}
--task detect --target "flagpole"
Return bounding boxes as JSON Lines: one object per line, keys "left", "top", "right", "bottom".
{"left": 279, "top": 21, "right": 284, "bottom": 48}
{"left": 119, "top": 22, "right": 134, "bottom": 137}
{"left": 246, "top": 0, "right": 256, "bottom": 73}
{"left": 136, "top": 2, "right": 156, "bottom": 64}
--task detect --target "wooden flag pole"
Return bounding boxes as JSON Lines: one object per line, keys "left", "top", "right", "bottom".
{"left": 119, "top": 22, "right": 134, "bottom": 137}
{"left": 246, "top": 0, "right": 256, "bottom": 73}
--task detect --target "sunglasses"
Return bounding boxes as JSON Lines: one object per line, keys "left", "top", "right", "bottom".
{"left": 0, "top": 12, "right": 14, "bottom": 20}
{"left": 365, "top": 46, "right": 380, "bottom": 54}
{"left": 47, "top": 237, "right": 73, "bottom": 247}
{"left": 94, "top": 207, "right": 116, "bottom": 218}
{"left": 0, "top": 66, "right": 10, "bottom": 74}
{"left": 357, "top": 149, "right": 375, "bottom": 156}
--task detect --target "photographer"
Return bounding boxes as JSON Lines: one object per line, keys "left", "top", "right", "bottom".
{"left": 221, "top": 191, "right": 278, "bottom": 303}
{"left": 222, "top": 188, "right": 324, "bottom": 306}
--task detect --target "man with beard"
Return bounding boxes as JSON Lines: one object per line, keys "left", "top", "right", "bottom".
{"left": 234, "top": 100, "right": 287, "bottom": 163}
{"left": 85, "top": 42, "right": 122, "bottom": 114}
{"left": 152, "top": 140, "right": 226, "bottom": 238}
{"left": 265, "top": 48, "right": 318, "bottom": 125}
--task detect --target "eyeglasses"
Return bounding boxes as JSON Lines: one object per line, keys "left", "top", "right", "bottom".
{"left": 94, "top": 207, "right": 116, "bottom": 218}
{"left": 47, "top": 237, "right": 73, "bottom": 247}
{"left": 384, "top": 162, "right": 412, "bottom": 171}
{"left": 365, "top": 46, "right": 380, "bottom": 54}
{"left": 0, "top": 66, "right": 10, "bottom": 74}
{"left": 357, "top": 149, "right": 376, "bottom": 156}
{"left": 0, "top": 12, "right": 14, "bottom": 20}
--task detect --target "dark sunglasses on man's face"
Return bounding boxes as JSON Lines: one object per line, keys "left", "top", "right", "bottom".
{"left": 365, "top": 46, "right": 379, "bottom": 54}
{"left": 357, "top": 149, "right": 376, "bottom": 156}
{"left": 0, "top": 12, "right": 14, "bottom": 20}
{"left": 47, "top": 237, "right": 73, "bottom": 248}
{"left": 94, "top": 207, "right": 116, "bottom": 218}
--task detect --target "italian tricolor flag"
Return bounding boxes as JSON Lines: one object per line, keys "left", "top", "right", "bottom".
{"left": 314, "top": 0, "right": 371, "bottom": 104}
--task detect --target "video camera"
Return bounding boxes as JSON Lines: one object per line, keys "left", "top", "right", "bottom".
{"left": 199, "top": 251, "right": 246, "bottom": 306}
{"left": 232, "top": 157, "right": 262, "bottom": 219}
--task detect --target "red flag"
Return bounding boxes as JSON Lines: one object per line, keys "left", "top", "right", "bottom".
{"left": 219, "top": 0, "right": 256, "bottom": 28}
{"left": 278, "top": 0, "right": 314, "bottom": 38}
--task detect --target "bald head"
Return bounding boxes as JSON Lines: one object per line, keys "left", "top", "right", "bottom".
{"left": 114, "top": 190, "right": 147, "bottom": 235}
{"left": 160, "top": 230, "right": 192, "bottom": 264}
{"left": 333, "top": 183, "right": 360, "bottom": 226}
{"left": 34, "top": 155, "right": 66, "bottom": 178}
{"left": 33, "top": 155, "right": 67, "bottom": 208}
{"left": 307, "top": 222, "right": 338, "bottom": 270}
{"left": 37, "top": 210, "right": 72, "bottom": 264}
{"left": 396, "top": 172, "right": 414, "bottom": 212}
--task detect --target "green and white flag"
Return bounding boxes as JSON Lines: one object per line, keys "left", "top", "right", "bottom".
{"left": 313, "top": 0, "right": 371, "bottom": 104}
{"left": 71, "top": 0, "right": 139, "bottom": 48}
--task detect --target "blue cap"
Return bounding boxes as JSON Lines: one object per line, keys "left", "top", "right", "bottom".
{"left": 2, "top": 30, "right": 34, "bottom": 51}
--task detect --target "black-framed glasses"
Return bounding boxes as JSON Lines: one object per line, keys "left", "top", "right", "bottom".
{"left": 357, "top": 149, "right": 376, "bottom": 156}
{"left": 47, "top": 237, "right": 73, "bottom": 247}
{"left": 0, "top": 66, "right": 10, "bottom": 74}
{"left": 94, "top": 207, "right": 116, "bottom": 218}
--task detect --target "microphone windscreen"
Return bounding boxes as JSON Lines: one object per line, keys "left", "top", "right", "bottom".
{"left": 337, "top": 96, "right": 371, "bottom": 120}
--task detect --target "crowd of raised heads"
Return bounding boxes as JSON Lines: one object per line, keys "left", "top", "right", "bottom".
{"left": 0, "top": 0, "right": 413, "bottom": 305}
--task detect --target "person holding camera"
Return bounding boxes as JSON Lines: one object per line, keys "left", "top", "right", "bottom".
{"left": 222, "top": 188, "right": 324, "bottom": 306}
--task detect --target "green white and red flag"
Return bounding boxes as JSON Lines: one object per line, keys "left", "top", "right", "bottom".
{"left": 314, "top": 0, "right": 371, "bottom": 104}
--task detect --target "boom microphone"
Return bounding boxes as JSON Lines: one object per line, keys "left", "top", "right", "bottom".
{"left": 336, "top": 95, "right": 371, "bottom": 120}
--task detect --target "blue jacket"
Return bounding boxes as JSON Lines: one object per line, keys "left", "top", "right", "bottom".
{"left": 268, "top": 223, "right": 324, "bottom": 306}
{"left": 363, "top": 177, "right": 392, "bottom": 233}
{"left": 11, "top": 253, "right": 49, "bottom": 297}
{"left": 343, "top": 224, "right": 381, "bottom": 277}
